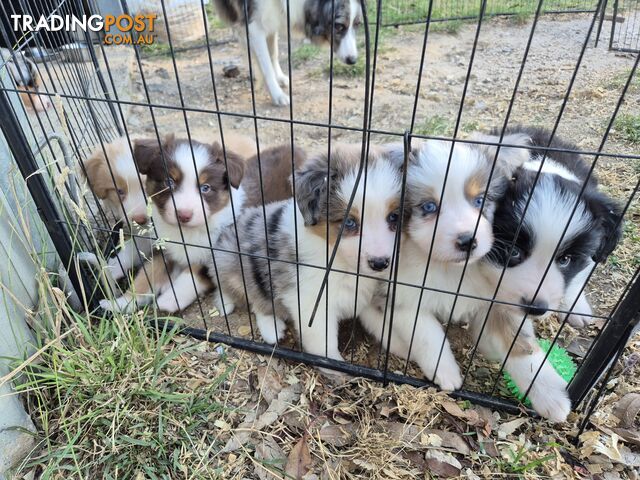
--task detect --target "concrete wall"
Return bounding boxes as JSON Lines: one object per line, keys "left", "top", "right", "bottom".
{"left": 0, "top": 73, "right": 53, "bottom": 479}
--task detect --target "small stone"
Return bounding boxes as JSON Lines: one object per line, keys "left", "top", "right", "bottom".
{"left": 155, "top": 67, "right": 170, "bottom": 79}
{"left": 223, "top": 64, "right": 240, "bottom": 78}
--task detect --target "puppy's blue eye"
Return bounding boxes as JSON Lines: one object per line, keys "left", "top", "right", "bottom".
{"left": 200, "top": 183, "right": 211, "bottom": 194}
{"left": 557, "top": 254, "right": 571, "bottom": 267}
{"left": 344, "top": 216, "right": 358, "bottom": 231}
{"left": 421, "top": 201, "right": 438, "bottom": 214}
{"left": 116, "top": 188, "right": 126, "bottom": 198}
{"left": 387, "top": 212, "right": 399, "bottom": 224}
{"left": 167, "top": 178, "right": 176, "bottom": 190}
{"left": 507, "top": 247, "right": 524, "bottom": 267}
{"left": 473, "top": 194, "right": 484, "bottom": 209}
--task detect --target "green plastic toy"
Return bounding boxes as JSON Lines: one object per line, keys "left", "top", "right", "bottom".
{"left": 503, "top": 338, "right": 577, "bottom": 407}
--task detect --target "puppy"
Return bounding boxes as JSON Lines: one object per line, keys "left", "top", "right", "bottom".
{"left": 1, "top": 48, "right": 51, "bottom": 112}
{"left": 358, "top": 139, "right": 527, "bottom": 390}
{"left": 477, "top": 127, "right": 623, "bottom": 328}
{"left": 462, "top": 128, "right": 622, "bottom": 422}
{"left": 212, "top": 145, "right": 403, "bottom": 362}
{"left": 83, "top": 137, "right": 152, "bottom": 281}
{"left": 242, "top": 144, "right": 307, "bottom": 207}
{"left": 214, "top": 0, "right": 362, "bottom": 105}
{"left": 99, "top": 134, "right": 247, "bottom": 313}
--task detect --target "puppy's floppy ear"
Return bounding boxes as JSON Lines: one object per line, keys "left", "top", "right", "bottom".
{"left": 586, "top": 191, "right": 624, "bottom": 263}
{"left": 133, "top": 134, "right": 174, "bottom": 177}
{"left": 471, "top": 132, "right": 532, "bottom": 176}
{"left": 82, "top": 151, "right": 111, "bottom": 199}
{"left": 381, "top": 142, "right": 420, "bottom": 171}
{"left": 294, "top": 155, "right": 329, "bottom": 226}
{"left": 222, "top": 149, "right": 245, "bottom": 189}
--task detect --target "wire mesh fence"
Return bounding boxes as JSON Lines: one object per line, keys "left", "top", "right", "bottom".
{"left": 0, "top": 0, "right": 639, "bottom": 431}
{"left": 609, "top": 0, "right": 640, "bottom": 51}
{"left": 374, "top": 0, "right": 599, "bottom": 26}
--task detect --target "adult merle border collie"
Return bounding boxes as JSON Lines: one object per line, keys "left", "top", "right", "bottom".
{"left": 214, "top": 0, "right": 362, "bottom": 106}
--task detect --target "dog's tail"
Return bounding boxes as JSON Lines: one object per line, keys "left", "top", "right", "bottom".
{"left": 213, "top": 0, "right": 248, "bottom": 24}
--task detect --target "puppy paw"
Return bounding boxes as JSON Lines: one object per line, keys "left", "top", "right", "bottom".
{"left": 530, "top": 388, "right": 571, "bottom": 423}
{"left": 276, "top": 73, "right": 289, "bottom": 87}
{"left": 106, "top": 257, "right": 126, "bottom": 281}
{"left": 270, "top": 90, "right": 290, "bottom": 106}
{"left": 566, "top": 312, "right": 594, "bottom": 328}
{"left": 213, "top": 296, "right": 235, "bottom": 316}
{"left": 156, "top": 292, "right": 181, "bottom": 313}
{"left": 256, "top": 315, "right": 286, "bottom": 344}
{"left": 432, "top": 361, "right": 463, "bottom": 392}
{"left": 100, "top": 296, "right": 134, "bottom": 313}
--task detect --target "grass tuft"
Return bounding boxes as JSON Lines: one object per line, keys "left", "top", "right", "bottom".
{"left": 292, "top": 43, "right": 321, "bottom": 67}
{"left": 415, "top": 114, "right": 452, "bottom": 136}
{"left": 430, "top": 19, "right": 464, "bottom": 35}
{"left": 614, "top": 114, "right": 640, "bottom": 144}
{"left": 11, "top": 312, "right": 235, "bottom": 479}
{"left": 326, "top": 57, "right": 366, "bottom": 78}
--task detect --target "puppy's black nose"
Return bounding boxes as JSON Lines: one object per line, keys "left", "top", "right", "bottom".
{"left": 344, "top": 56, "right": 357, "bottom": 65}
{"left": 368, "top": 256, "right": 390, "bottom": 271}
{"left": 521, "top": 298, "right": 549, "bottom": 317}
{"left": 456, "top": 233, "right": 477, "bottom": 252}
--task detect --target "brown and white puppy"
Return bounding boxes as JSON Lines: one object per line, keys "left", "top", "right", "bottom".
{"left": 212, "top": 145, "right": 404, "bottom": 362}
{"left": 83, "top": 137, "right": 151, "bottom": 280}
{"left": 99, "top": 134, "right": 247, "bottom": 313}
{"left": 242, "top": 144, "right": 307, "bottom": 207}
{"left": 1, "top": 48, "right": 51, "bottom": 112}
{"left": 359, "top": 138, "right": 529, "bottom": 391}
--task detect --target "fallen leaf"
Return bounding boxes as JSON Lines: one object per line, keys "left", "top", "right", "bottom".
{"left": 421, "top": 433, "right": 443, "bottom": 447}
{"left": 214, "top": 419, "right": 231, "bottom": 431}
{"left": 497, "top": 417, "right": 529, "bottom": 438}
{"left": 255, "top": 384, "right": 302, "bottom": 430}
{"left": 403, "top": 451, "right": 427, "bottom": 470}
{"left": 379, "top": 421, "right": 470, "bottom": 455}
{"left": 478, "top": 438, "right": 499, "bottom": 457}
{"left": 424, "top": 450, "right": 462, "bottom": 478}
{"left": 255, "top": 437, "right": 286, "bottom": 480}
{"left": 238, "top": 325, "right": 252, "bottom": 336}
{"left": 578, "top": 431, "right": 640, "bottom": 466}
{"left": 441, "top": 400, "right": 481, "bottom": 426}
{"left": 613, "top": 393, "right": 640, "bottom": 432}
{"left": 257, "top": 366, "right": 284, "bottom": 403}
{"left": 318, "top": 423, "right": 355, "bottom": 447}
{"left": 285, "top": 436, "right": 313, "bottom": 479}
{"left": 475, "top": 406, "right": 498, "bottom": 436}
{"left": 566, "top": 336, "right": 593, "bottom": 358}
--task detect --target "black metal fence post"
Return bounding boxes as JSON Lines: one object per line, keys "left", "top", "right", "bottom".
{"left": 0, "top": 90, "right": 95, "bottom": 309}
{"left": 568, "top": 269, "right": 640, "bottom": 405}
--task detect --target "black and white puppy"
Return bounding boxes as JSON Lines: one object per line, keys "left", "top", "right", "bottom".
{"left": 477, "top": 127, "right": 623, "bottom": 328}
{"left": 214, "top": 0, "right": 362, "bottom": 105}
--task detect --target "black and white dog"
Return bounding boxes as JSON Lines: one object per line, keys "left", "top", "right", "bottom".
{"left": 476, "top": 127, "right": 623, "bottom": 328}
{"left": 214, "top": 0, "right": 362, "bottom": 105}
